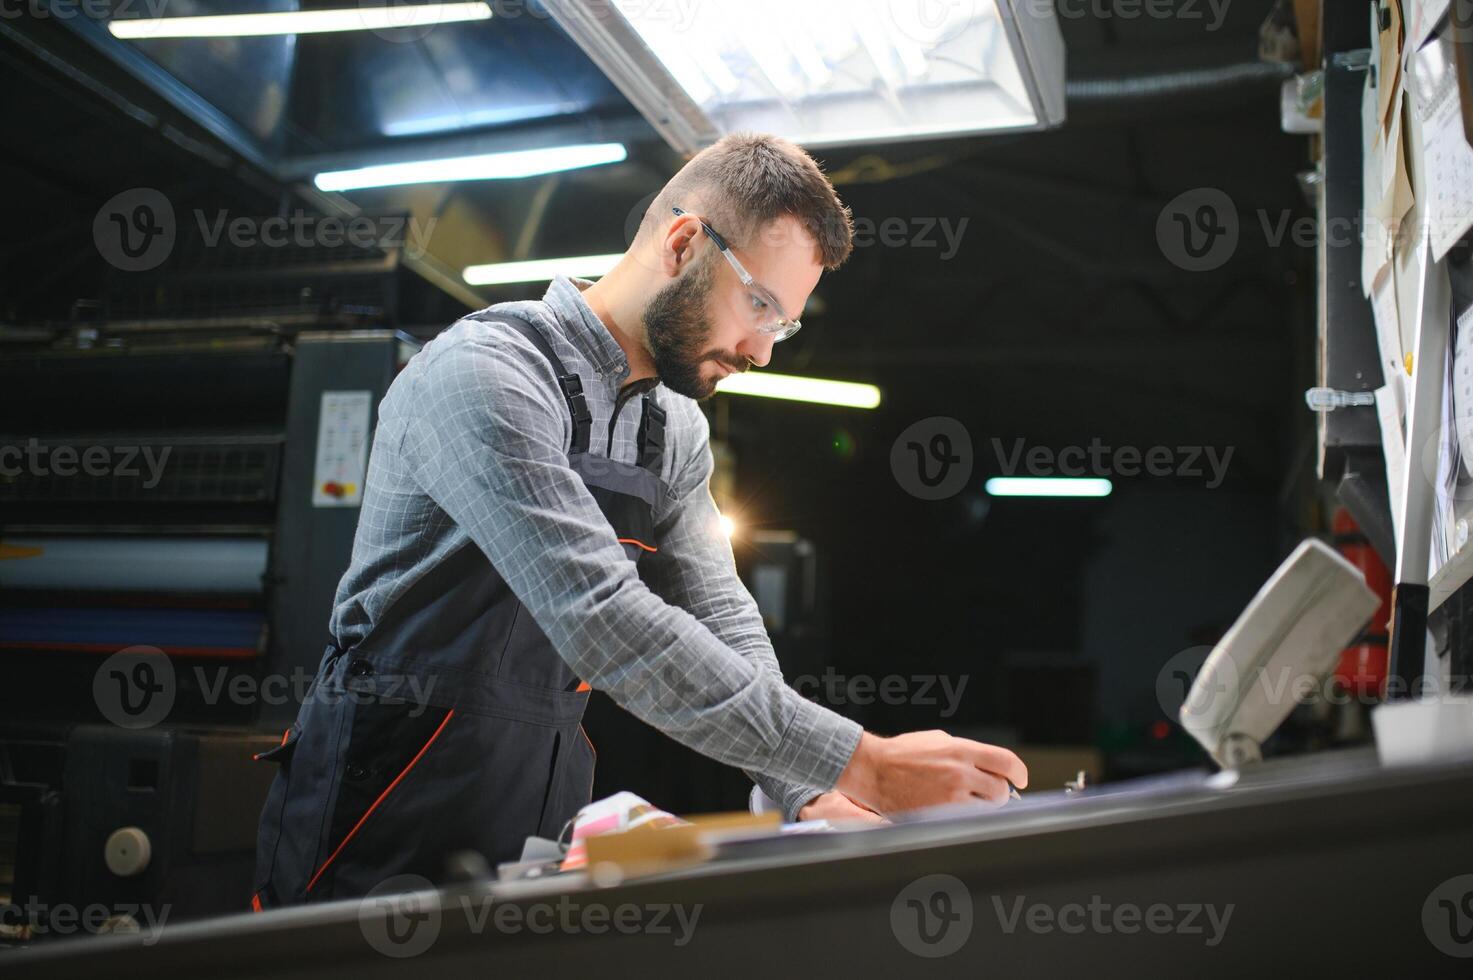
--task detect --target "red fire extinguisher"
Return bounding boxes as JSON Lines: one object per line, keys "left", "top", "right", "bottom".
{"left": 1331, "top": 508, "right": 1391, "bottom": 699}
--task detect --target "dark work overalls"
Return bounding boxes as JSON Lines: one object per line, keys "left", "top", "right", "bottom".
{"left": 252, "top": 312, "right": 667, "bottom": 907}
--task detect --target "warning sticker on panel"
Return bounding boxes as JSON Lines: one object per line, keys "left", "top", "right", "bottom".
{"left": 312, "top": 390, "right": 372, "bottom": 508}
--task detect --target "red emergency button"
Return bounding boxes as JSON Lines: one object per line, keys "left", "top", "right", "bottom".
{"left": 322, "top": 481, "right": 345, "bottom": 498}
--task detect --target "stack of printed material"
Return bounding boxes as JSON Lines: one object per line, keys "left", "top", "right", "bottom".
{"left": 559, "top": 791, "right": 689, "bottom": 872}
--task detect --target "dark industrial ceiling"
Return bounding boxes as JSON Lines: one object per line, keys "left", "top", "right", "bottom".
{"left": 1, "top": 1, "right": 1312, "bottom": 493}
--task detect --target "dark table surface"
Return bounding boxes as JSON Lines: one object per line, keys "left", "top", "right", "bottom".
{"left": 7, "top": 747, "right": 1473, "bottom": 978}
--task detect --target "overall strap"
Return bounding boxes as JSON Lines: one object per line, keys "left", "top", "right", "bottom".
{"left": 637, "top": 396, "right": 666, "bottom": 473}
{"left": 491, "top": 312, "right": 592, "bottom": 455}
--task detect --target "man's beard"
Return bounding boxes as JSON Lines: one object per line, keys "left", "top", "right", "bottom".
{"left": 643, "top": 254, "right": 745, "bottom": 400}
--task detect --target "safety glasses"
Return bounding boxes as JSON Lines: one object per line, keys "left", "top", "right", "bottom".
{"left": 672, "top": 207, "right": 801, "bottom": 342}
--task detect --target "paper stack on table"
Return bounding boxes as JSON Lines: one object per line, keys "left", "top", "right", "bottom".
{"left": 559, "top": 791, "right": 688, "bottom": 872}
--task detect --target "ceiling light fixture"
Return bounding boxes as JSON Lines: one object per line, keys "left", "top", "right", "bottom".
{"left": 463, "top": 253, "right": 624, "bottom": 286}
{"left": 109, "top": 2, "right": 492, "bottom": 39}
{"left": 715, "top": 372, "right": 881, "bottom": 409}
{"left": 984, "top": 478, "right": 1114, "bottom": 498}
{"left": 541, "top": 0, "right": 1065, "bottom": 152}
{"left": 313, "top": 143, "right": 627, "bottom": 191}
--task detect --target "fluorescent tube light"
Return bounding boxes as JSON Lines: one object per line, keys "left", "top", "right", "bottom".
{"left": 464, "top": 254, "right": 623, "bottom": 286}
{"left": 716, "top": 372, "right": 881, "bottom": 409}
{"left": 109, "top": 2, "right": 492, "bottom": 39}
{"left": 543, "top": 0, "right": 1065, "bottom": 152}
{"left": 313, "top": 143, "right": 627, "bottom": 191}
{"left": 984, "top": 478, "right": 1114, "bottom": 498}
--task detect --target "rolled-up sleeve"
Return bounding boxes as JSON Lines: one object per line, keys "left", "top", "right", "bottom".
{"left": 396, "top": 332, "right": 862, "bottom": 794}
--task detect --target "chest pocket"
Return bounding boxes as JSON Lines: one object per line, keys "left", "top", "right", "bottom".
{"left": 574, "top": 451, "right": 663, "bottom": 563}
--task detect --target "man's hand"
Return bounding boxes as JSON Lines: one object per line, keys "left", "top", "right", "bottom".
{"left": 834, "top": 730, "right": 1027, "bottom": 815}
{"left": 796, "top": 791, "right": 888, "bottom": 825}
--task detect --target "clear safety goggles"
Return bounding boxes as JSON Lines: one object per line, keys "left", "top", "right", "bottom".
{"left": 672, "top": 206, "right": 801, "bottom": 342}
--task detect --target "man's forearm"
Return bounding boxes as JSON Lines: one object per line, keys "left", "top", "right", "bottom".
{"left": 636, "top": 422, "right": 863, "bottom": 808}
{"left": 670, "top": 565, "right": 843, "bottom": 819}
{"left": 673, "top": 593, "right": 838, "bottom": 817}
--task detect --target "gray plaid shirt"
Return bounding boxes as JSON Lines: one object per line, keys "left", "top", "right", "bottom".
{"left": 330, "top": 276, "right": 861, "bottom": 820}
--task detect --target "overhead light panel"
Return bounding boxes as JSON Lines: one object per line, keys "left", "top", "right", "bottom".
{"left": 109, "top": 2, "right": 492, "bottom": 39}
{"left": 542, "top": 0, "right": 1064, "bottom": 152}
{"left": 313, "top": 143, "right": 627, "bottom": 191}
{"left": 464, "top": 254, "right": 623, "bottom": 286}
{"left": 716, "top": 372, "right": 881, "bottom": 410}
{"left": 984, "top": 478, "right": 1113, "bottom": 498}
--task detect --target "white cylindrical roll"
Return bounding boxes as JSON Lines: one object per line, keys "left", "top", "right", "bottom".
{"left": 0, "top": 536, "right": 269, "bottom": 593}
{"left": 104, "top": 826, "right": 152, "bottom": 877}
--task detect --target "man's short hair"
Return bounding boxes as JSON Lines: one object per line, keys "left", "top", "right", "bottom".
{"left": 644, "top": 133, "right": 854, "bottom": 270}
